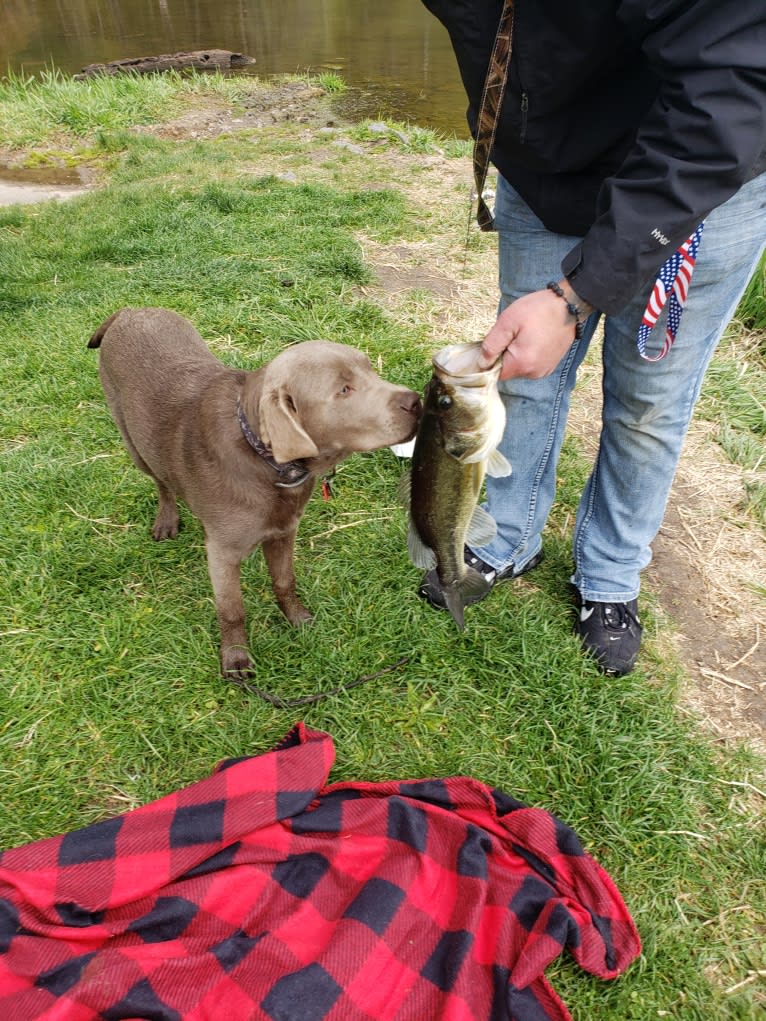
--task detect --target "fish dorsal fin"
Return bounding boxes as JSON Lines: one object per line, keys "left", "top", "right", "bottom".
{"left": 465, "top": 504, "right": 497, "bottom": 547}
{"left": 487, "top": 449, "right": 512, "bottom": 478}
{"left": 407, "top": 519, "right": 437, "bottom": 570}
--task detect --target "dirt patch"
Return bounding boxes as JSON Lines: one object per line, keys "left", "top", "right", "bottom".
{"left": 568, "top": 365, "right": 766, "bottom": 755}
{"left": 4, "top": 81, "right": 763, "bottom": 754}
{"left": 359, "top": 244, "right": 461, "bottom": 301}
{"left": 651, "top": 499, "right": 765, "bottom": 750}
{"left": 136, "top": 80, "right": 341, "bottom": 141}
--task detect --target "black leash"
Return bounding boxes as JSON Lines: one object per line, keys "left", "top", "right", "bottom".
{"left": 232, "top": 656, "right": 410, "bottom": 708}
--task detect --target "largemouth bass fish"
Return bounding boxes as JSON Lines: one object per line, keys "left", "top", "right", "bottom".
{"left": 404, "top": 342, "right": 511, "bottom": 629}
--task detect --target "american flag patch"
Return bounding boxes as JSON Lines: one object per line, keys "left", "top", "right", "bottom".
{"left": 636, "top": 222, "right": 705, "bottom": 361}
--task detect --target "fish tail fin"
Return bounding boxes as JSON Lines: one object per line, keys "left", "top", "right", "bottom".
{"left": 444, "top": 567, "right": 492, "bottom": 630}
{"left": 444, "top": 586, "right": 466, "bottom": 630}
{"left": 461, "top": 565, "right": 493, "bottom": 603}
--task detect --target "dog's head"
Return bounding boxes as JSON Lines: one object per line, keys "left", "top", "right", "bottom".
{"left": 247, "top": 340, "right": 420, "bottom": 464}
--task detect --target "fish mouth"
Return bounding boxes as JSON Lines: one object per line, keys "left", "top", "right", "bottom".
{"left": 432, "top": 342, "right": 501, "bottom": 385}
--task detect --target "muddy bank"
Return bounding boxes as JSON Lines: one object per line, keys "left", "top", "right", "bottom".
{"left": 0, "top": 181, "right": 88, "bottom": 205}
{"left": 0, "top": 162, "right": 91, "bottom": 206}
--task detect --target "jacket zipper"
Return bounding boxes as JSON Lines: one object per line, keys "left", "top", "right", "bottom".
{"left": 520, "top": 92, "right": 529, "bottom": 144}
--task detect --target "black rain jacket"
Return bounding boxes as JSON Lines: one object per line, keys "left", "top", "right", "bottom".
{"left": 422, "top": 0, "right": 766, "bottom": 314}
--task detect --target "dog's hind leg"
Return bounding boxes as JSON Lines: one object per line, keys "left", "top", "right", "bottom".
{"left": 117, "top": 436, "right": 179, "bottom": 540}
{"left": 98, "top": 368, "right": 181, "bottom": 539}
{"left": 107, "top": 402, "right": 180, "bottom": 540}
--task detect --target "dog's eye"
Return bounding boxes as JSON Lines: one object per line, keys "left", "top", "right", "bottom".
{"left": 437, "top": 394, "right": 453, "bottom": 409}
{"left": 337, "top": 385, "right": 353, "bottom": 396}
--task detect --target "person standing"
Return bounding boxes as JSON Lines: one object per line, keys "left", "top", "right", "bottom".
{"left": 418, "top": 0, "right": 766, "bottom": 675}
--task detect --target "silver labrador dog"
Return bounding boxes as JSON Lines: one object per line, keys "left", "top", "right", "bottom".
{"left": 89, "top": 307, "right": 420, "bottom": 678}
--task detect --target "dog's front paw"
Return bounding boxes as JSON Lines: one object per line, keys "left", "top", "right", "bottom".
{"left": 221, "top": 645, "right": 255, "bottom": 681}
{"left": 152, "top": 515, "right": 180, "bottom": 541}
{"left": 287, "top": 606, "right": 313, "bottom": 627}
{"left": 277, "top": 597, "right": 314, "bottom": 627}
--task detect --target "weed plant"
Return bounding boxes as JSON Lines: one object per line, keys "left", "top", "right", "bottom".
{"left": 0, "top": 72, "right": 764, "bottom": 1018}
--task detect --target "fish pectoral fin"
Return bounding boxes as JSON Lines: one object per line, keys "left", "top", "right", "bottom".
{"left": 407, "top": 521, "right": 437, "bottom": 570}
{"left": 486, "top": 449, "right": 512, "bottom": 478}
{"left": 396, "top": 470, "right": 412, "bottom": 506}
{"left": 465, "top": 504, "right": 497, "bottom": 548}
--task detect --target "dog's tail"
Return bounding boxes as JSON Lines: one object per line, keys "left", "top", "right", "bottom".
{"left": 87, "top": 310, "right": 123, "bottom": 349}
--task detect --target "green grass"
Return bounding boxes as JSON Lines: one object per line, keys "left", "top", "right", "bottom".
{"left": 354, "top": 117, "right": 474, "bottom": 158}
{"left": 313, "top": 71, "right": 347, "bottom": 94}
{"left": 1, "top": 72, "right": 765, "bottom": 1018}
{"left": 0, "top": 67, "right": 262, "bottom": 148}
{"left": 697, "top": 253, "right": 766, "bottom": 527}
{"left": 736, "top": 252, "right": 766, "bottom": 334}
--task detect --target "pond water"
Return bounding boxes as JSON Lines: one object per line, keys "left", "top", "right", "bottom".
{"left": 0, "top": 0, "right": 469, "bottom": 136}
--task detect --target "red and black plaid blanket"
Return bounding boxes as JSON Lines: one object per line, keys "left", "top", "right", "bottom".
{"left": 0, "top": 724, "right": 640, "bottom": 1020}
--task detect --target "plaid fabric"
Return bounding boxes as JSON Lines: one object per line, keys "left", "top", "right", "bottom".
{"left": 0, "top": 724, "right": 640, "bottom": 1020}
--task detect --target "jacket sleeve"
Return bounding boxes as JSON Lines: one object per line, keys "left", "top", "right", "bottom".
{"left": 562, "top": 0, "right": 766, "bottom": 315}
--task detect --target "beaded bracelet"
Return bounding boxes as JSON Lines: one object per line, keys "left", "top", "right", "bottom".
{"left": 547, "top": 280, "right": 587, "bottom": 340}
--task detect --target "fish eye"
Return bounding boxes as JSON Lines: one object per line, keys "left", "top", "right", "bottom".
{"left": 437, "top": 394, "right": 453, "bottom": 409}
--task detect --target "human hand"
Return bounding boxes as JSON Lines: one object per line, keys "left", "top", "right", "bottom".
{"left": 477, "top": 283, "right": 593, "bottom": 380}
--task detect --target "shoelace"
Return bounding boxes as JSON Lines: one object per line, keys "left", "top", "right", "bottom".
{"left": 601, "top": 603, "right": 640, "bottom": 631}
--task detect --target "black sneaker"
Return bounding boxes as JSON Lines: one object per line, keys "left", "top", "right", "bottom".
{"left": 418, "top": 548, "right": 543, "bottom": 611}
{"left": 574, "top": 597, "right": 642, "bottom": 676}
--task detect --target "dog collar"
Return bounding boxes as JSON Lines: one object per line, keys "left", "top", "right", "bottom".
{"left": 237, "top": 399, "right": 312, "bottom": 488}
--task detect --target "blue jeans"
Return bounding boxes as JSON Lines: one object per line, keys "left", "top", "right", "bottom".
{"left": 474, "top": 172, "right": 766, "bottom": 602}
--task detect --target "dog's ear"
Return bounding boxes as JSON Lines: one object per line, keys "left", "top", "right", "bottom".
{"left": 259, "top": 385, "right": 319, "bottom": 463}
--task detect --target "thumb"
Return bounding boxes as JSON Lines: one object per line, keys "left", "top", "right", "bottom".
{"left": 477, "top": 347, "right": 499, "bottom": 371}
{"left": 477, "top": 317, "right": 518, "bottom": 370}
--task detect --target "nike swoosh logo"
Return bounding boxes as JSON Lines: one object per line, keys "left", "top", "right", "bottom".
{"left": 580, "top": 607, "right": 595, "bottom": 622}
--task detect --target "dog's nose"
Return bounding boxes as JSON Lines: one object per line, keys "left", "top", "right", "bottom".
{"left": 401, "top": 391, "right": 422, "bottom": 417}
